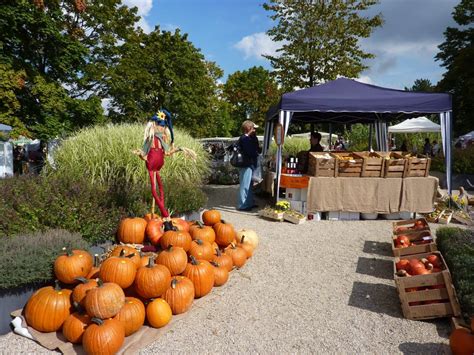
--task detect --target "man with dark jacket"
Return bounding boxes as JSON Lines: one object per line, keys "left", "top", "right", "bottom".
{"left": 237, "top": 120, "right": 260, "bottom": 211}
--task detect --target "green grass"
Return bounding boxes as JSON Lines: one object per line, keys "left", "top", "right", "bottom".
{"left": 269, "top": 137, "right": 310, "bottom": 157}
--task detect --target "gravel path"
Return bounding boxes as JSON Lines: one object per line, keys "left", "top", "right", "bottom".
{"left": 0, "top": 184, "right": 454, "bottom": 354}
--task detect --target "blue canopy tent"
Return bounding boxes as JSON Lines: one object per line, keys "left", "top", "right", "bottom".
{"left": 263, "top": 78, "right": 453, "bottom": 200}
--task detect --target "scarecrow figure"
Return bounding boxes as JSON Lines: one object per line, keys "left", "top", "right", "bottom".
{"left": 133, "top": 109, "right": 196, "bottom": 231}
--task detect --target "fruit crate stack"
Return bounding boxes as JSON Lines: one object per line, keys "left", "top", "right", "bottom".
{"left": 403, "top": 153, "right": 431, "bottom": 177}
{"left": 356, "top": 151, "right": 385, "bottom": 177}
{"left": 391, "top": 218, "right": 461, "bottom": 320}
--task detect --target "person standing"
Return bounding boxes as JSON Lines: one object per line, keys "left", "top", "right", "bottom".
{"left": 432, "top": 140, "right": 440, "bottom": 156}
{"left": 423, "top": 138, "right": 432, "bottom": 156}
{"left": 237, "top": 120, "right": 260, "bottom": 211}
{"left": 298, "top": 132, "right": 324, "bottom": 173}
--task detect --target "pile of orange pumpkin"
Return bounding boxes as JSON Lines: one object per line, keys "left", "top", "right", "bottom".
{"left": 396, "top": 253, "right": 442, "bottom": 277}
{"left": 394, "top": 220, "right": 427, "bottom": 234}
{"left": 23, "top": 209, "right": 258, "bottom": 354}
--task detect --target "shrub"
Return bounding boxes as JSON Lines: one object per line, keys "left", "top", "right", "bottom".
{"left": 436, "top": 227, "right": 474, "bottom": 322}
{"left": 269, "top": 137, "right": 310, "bottom": 157}
{"left": 430, "top": 146, "right": 474, "bottom": 174}
{"left": 0, "top": 229, "right": 89, "bottom": 289}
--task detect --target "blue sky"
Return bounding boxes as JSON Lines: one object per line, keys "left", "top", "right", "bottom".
{"left": 123, "top": 0, "right": 459, "bottom": 90}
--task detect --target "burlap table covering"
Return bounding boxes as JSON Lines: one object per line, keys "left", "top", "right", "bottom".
{"left": 306, "top": 176, "right": 438, "bottom": 213}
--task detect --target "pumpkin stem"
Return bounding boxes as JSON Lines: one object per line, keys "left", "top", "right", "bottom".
{"left": 97, "top": 278, "right": 104, "bottom": 287}
{"left": 75, "top": 277, "right": 89, "bottom": 284}
{"left": 210, "top": 261, "right": 219, "bottom": 267}
{"left": 221, "top": 219, "right": 226, "bottom": 224}
{"left": 166, "top": 245, "right": 173, "bottom": 251}
{"left": 197, "top": 221, "right": 204, "bottom": 228}
{"left": 126, "top": 253, "right": 136, "bottom": 259}
{"left": 93, "top": 254, "right": 100, "bottom": 267}
{"left": 62, "top": 246, "right": 73, "bottom": 257}
{"left": 119, "top": 249, "right": 126, "bottom": 257}
{"left": 171, "top": 278, "right": 178, "bottom": 289}
{"left": 54, "top": 280, "right": 62, "bottom": 291}
{"left": 215, "top": 248, "right": 222, "bottom": 256}
{"left": 190, "top": 255, "right": 199, "bottom": 265}
{"left": 72, "top": 301, "right": 86, "bottom": 314}
{"left": 196, "top": 239, "right": 203, "bottom": 245}
{"left": 241, "top": 236, "right": 245, "bottom": 243}
{"left": 91, "top": 318, "right": 104, "bottom": 326}
{"left": 147, "top": 257, "right": 155, "bottom": 268}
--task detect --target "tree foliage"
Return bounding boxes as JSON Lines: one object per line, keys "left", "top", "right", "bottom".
{"left": 263, "top": 0, "right": 383, "bottom": 90}
{"left": 436, "top": 0, "right": 474, "bottom": 135}
{"left": 223, "top": 66, "right": 280, "bottom": 135}
{"left": 405, "top": 78, "right": 435, "bottom": 92}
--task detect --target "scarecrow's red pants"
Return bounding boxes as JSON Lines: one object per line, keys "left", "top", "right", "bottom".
{"left": 146, "top": 147, "right": 169, "bottom": 218}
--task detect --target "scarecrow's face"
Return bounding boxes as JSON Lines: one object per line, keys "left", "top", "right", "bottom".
{"left": 156, "top": 124, "right": 166, "bottom": 133}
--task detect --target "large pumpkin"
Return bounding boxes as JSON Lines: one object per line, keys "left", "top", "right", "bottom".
{"left": 202, "top": 209, "right": 221, "bottom": 226}
{"left": 110, "top": 245, "right": 141, "bottom": 268}
{"left": 156, "top": 245, "right": 188, "bottom": 276}
{"left": 117, "top": 217, "right": 147, "bottom": 244}
{"left": 82, "top": 318, "right": 125, "bottom": 355}
{"left": 86, "top": 254, "right": 101, "bottom": 279}
{"left": 224, "top": 243, "right": 247, "bottom": 268}
{"left": 211, "top": 261, "right": 229, "bottom": 287}
{"left": 213, "top": 220, "right": 236, "bottom": 248}
{"left": 54, "top": 248, "right": 93, "bottom": 284}
{"left": 99, "top": 250, "right": 137, "bottom": 289}
{"left": 25, "top": 281, "right": 72, "bottom": 332}
{"left": 235, "top": 229, "right": 259, "bottom": 250}
{"left": 190, "top": 222, "right": 216, "bottom": 244}
{"left": 72, "top": 278, "right": 98, "bottom": 308}
{"left": 182, "top": 256, "right": 214, "bottom": 298}
{"left": 134, "top": 258, "right": 171, "bottom": 299}
{"left": 146, "top": 219, "right": 164, "bottom": 245}
{"left": 449, "top": 327, "right": 474, "bottom": 355}
{"left": 62, "top": 312, "right": 91, "bottom": 344}
{"left": 160, "top": 230, "right": 192, "bottom": 252}
{"left": 211, "top": 248, "right": 233, "bottom": 272}
{"left": 84, "top": 280, "right": 125, "bottom": 319}
{"left": 146, "top": 298, "right": 172, "bottom": 328}
{"left": 163, "top": 277, "right": 195, "bottom": 315}
{"left": 188, "top": 239, "right": 214, "bottom": 261}
{"left": 113, "top": 297, "right": 145, "bottom": 336}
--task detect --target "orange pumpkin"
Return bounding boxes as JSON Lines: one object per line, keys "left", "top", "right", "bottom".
{"left": 213, "top": 220, "right": 236, "bottom": 248}
{"left": 99, "top": 250, "right": 137, "bottom": 289}
{"left": 160, "top": 230, "right": 192, "bottom": 252}
{"left": 25, "top": 281, "right": 72, "bottom": 332}
{"left": 146, "top": 298, "right": 172, "bottom": 328}
{"left": 211, "top": 248, "right": 233, "bottom": 272}
{"left": 134, "top": 258, "right": 171, "bottom": 299}
{"left": 86, "top": 254, "right": 101, "bottom": 279}
{"left": 62, "top": 312, "right": 91, "bottom": 344}
{"left": 235, "top": 236, "right": 253, "bottom": 258}
{"left": 163, "top": 277, "right": 195, "bottom": 315}
{"left": 144, "top": 213, "right": 161, "bottom": 223}
{"left": 449, "top": 327, "right": 474, "bottom": 355}
{"left": 182, "top": 256, "right": 214, "bottom": 298}
{"left": 188, "top": 239, "right": 214, "bottom": 261}
{"left": 202, "top": 209, "right": 221, "bottom": 226}
{"left": 146, "top": 219, "right": 164, "bottom": 245}
{"left": 190, "top": 222, "right": 216, "bottom": 244}
{"left": 211, "top": 261, "right": 229, "bottom": 287}
{"left": 72, "top": 278, "right": 98, "bottom": 308}
{"left": 395, "top": 235, "right": 411, "bottom": 248}
{"left": 114, "top": 297, "right": 145, "bottom": 336}
{"left": 139, "top": 254, "right": 156, "bottom": 268}
{"left": 84, "top": 280, "right": 125, "bottom": 319}
{"left": 54, "top": 248, "right": 93, "bottom": 284}
{"left": 110, "top": 245, "right": 141, "bottom": 268}
{"left": 171, "top": 218, "right": 190, "bottom": 232}
{"left": 117, "top": 217, "right": 147, "bottom": 244}
{"left": 156, "top": 245, "right": 188, "bottom": 276}
{"left": 224, "top": 243, "right": 247, "bottom": 268}
{"left": 82, "top": 318, "right": 125, "bottom": 355}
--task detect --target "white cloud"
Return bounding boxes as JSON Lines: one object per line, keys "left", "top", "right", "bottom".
{"left": 162, "top": 23, "right": 179, "bottom": 32}
{"left": 234, "top": 32, "right": 281, "bottom": 60}
{"left": 137, "top": 17, "right": 152, "bottom": 33}
{"left": 356, "top": 75, "right": 374, "bottom": 85}
{"left": 122, "top": 0, "right": 153, "bottom": 33}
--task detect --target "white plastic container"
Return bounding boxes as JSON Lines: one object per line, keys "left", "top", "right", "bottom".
{"left": 361, "top": 213, "right": 378, "bottom": 220}
{"left": 286, "top": 188, "right": 301, "bottom": 201}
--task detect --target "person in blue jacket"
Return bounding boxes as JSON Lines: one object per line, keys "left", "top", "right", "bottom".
{"left": 237, "top": 120, "right": 261, "bottom": 211}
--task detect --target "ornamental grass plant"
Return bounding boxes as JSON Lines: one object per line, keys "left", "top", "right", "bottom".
{"left": 269, "top": 137, "right": 310, "bottom": 157}
{"left": 0, "top": 229, "right": 89, "bottom": 289}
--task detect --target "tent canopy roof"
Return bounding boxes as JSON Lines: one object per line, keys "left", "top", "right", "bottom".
{"left": 267, "top": 78, "right": 452, "bottom": 124}
{"left": 388, "top": 117, "right": 441, "bottom": 133}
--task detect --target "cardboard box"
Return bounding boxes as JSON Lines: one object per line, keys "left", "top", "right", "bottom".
{"left": 286, "top": 188, "right": 301, "bottom": 201}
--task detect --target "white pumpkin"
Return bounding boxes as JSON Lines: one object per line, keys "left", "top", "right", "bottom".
{"left": 235, "top": 229, "right": 259, "bottom": 250}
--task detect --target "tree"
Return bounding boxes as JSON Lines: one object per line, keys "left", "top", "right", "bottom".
{"left": 263, "top": 0, "right": 383, "bottom": 91}
{"left": 106, "top": 29, "right": 223, "bottom": 137}
{"left": 405, "top": 78, "right": 434, "bottom": 92}
{"left": 223, "top": 66, "right": 280, "bottom": 134}
{"left": 436, "top": 0, "right": 474, "bottom": 135}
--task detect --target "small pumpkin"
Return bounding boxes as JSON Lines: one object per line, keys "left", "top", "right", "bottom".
{"left": 160, "top": 230, "right": 192, "bottom": 252}
{"left": 117, "top": 217, "right": 147, "bottom": 244}
{"left": 54, "top": 248, "right": 93, "bottom": 284}
{"left": 213, "top": 220, "right": 236, "bottom": 248}
{"left": 146, "top": 298, "right": 172, "bottom": 328}
{"left": 449, "top": 327, "right": 474, "bottom": 355}
{"left": 190, "top": 222, "right": 216, "bottom": 244}
{"left": 62, "top": 311, "right": 91, "bottom": 344}
{"left": 171, "top": 218, "right": 190, "bottom": 232}
{"left": 395, "top": 235, "right": 411, "bottom": 248}
{"left": 144, "top": 213, "right": 161, "bottom": 223}
{"left": 235, "top": 229, "right": 259, "bottom": 250}
{"left": 163, "top": 277, "right": 195, "bottom": 315}
{"left": 211, "top": 261, "right": 229, "bottom": 287}
{"left": 84, "top": 279, "right": 125, "bottom": 319}
{"left": 188, "top": 239, "right": 214, "bottom": 261}
{"left": 139, "top": 253, "right": 156, "bottom": 268}
{"left": 86, "top": 254, "right": 101, "bottom": 279}
{"left": 134, "top": 258, "right": 171, "bottom": 299}
{"left": 426, "top": 254, "right": 441, "bottom": 268}
{"left": 25, "top": 280, "right": 72, "bottom": 332}
{"left": 202, "top": 209, "right": 221, "bottom": 226}
{"left": 396, "top": 259, "right": 410, "bottom": 272}
{"left": 235, "top": 236, "right": 253, "bottom": 258}
{"left": 224, "top": 243, "right": 247, "bottom": 268}
{"left": 156, "top": 245, "right": 188, "bottom": 276}
{"left": 113, "top": 297, "right": 145, "bottom": 336}
{"left": 110, "top": 245, "right": 141, "bottom": 268}
{"left": 211, "top": 248, "right": 233, "bottom": 272}
{"left": 146, "top": 219, "right": 164, "bottom": 245}
{"left": 99, "top": 250, "right": 138, "bottom": 289}
{"left": 72, "top": 277, "right": 98, "bottom": 308}
{"left": 182, "top": 256, "right": 214, "bottom": 298}
{"left": 82, "top": 318, "right": 125, "bottom": 355}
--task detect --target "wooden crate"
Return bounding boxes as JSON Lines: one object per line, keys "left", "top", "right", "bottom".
{"left": 331, "top": 152, "right": 363, "bottom": 177}
{"left": 307, "top": 152, "right": 337, "bottom": 177}
{"left": 356, "top": 151, "right": 384, "bottom": 177}
{"left": 392, "top": 230, "right": 437, "bottom": 257}
{"left": 404, "top": 154, "right": 431, "bottom": 177}
{"left": 394, "top": 251, "right": 461, "bottom": 320}
{"left": 378, "top": 152, "right": 407, "bottom": 178}
{"left": 283, "top": 212, "right": 306, "bottom": 224}
{"left": 258, "top": 209, "right": 284, "bottom": 221}
{"left": 392, "top": 218, "right": 430, "bottom": 235}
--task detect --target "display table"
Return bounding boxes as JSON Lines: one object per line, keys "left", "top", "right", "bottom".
{"left": 307, "top": 176, "right": 438, "bottom": 214}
